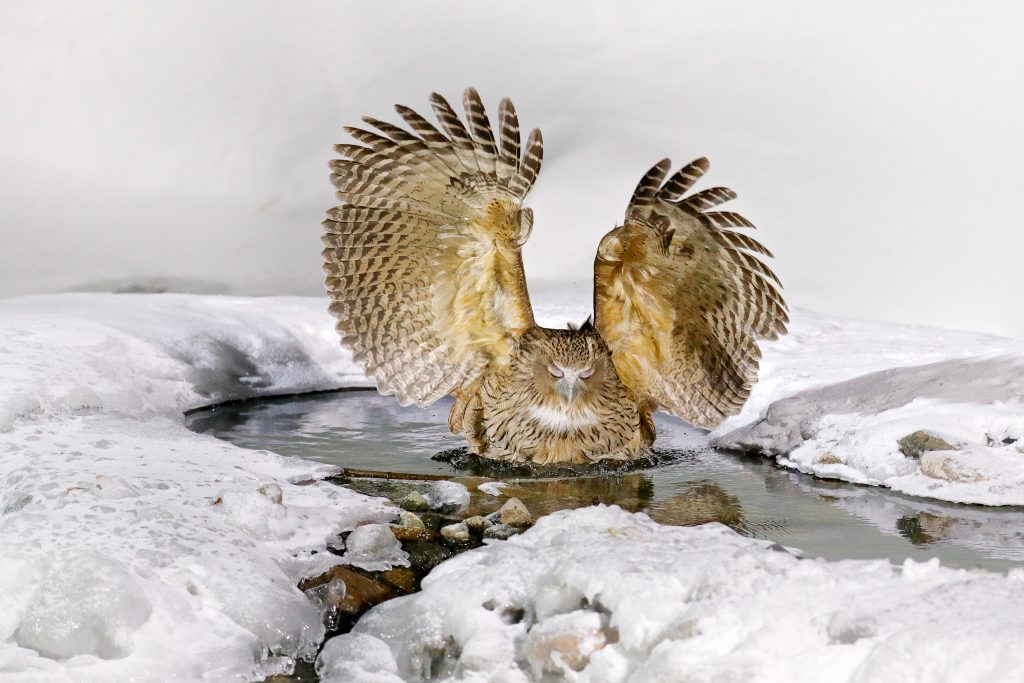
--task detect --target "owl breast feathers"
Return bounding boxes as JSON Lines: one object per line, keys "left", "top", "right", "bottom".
{"left": 322, "top": 88, "right": 788, "bottom": 464}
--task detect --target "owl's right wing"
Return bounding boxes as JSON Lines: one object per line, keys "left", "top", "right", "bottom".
{"left": 323, "top": 88, "right": 542, "bottom": 407}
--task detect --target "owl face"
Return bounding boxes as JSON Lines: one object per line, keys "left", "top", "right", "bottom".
{"left": 523, "top": 328, "right": 613, "bottom": 406}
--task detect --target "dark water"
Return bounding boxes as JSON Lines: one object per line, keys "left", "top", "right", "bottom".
{"left": 187, "top": 390, "right": 1024, "bottom": 572}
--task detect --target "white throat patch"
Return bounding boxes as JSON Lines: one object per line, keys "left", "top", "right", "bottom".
{"left": 528, "top": 405, "right": 600, "bottom": 431}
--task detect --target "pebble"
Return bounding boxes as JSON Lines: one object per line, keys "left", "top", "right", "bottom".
{"left": 483, "top": 524, "right": 520, "bottom": 540}
{"left": 397, "top": 510, "right": 425, "bottom": 529}
{"left": 498, "top": 497, "right": 532, "bottom": 527}
{"left": 464, "top": 515, "right": 494, "bottom": 533}
{"left": 400, "top": 491, "right": 429, "bottom": 512}
{"left": 257, "top": 482, "right": 283, "bottom": 505}
{"left": 440, "top": 521, "right": 471, "bottom": 543}
{"left": 389, "top": 526, "right": 438, "bottom": 542}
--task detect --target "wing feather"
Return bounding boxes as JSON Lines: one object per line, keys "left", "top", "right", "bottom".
{"left": 594, "top": 158, "right": 788, "bottom": 427}
{"left": 324, "top": 88, "right": 540, "bottom": 407}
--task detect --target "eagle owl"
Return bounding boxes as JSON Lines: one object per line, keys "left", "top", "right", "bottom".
{"left": 322, "top": 88, "right": 787, "bottom": 465}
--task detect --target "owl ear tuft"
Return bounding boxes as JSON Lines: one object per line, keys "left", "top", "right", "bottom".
{"left": 572, "top": 316, "right": 595, "bottom": 332}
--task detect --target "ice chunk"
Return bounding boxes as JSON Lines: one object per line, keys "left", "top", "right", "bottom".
{"left": 15, "top": 552, "right": 152, "bottom": 660}
{"left": 425, "top": 480, "right": 470, "bottom": 513}
{"left": 343, "top": 523, "right": 409, "bottom": 572}
{"left": 316, "top": 633, "right": 404, "bottom": 683}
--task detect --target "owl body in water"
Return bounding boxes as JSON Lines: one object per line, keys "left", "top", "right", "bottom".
{"left": 323, "top": 88, "right": 787, "bottom": 464}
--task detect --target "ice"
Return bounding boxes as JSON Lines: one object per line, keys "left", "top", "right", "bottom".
{"left": 333, "top": 505, "right": 1024, "bottom": 682}
{"left": 14, "top": 553, "right": 152, "bottom": 660}
{"left": 425, "top": 480, "right": 471, "bottom": 513}
{"left": 476, "top": 482, "right": 507, "bottom": 497}
{"left": 315, "top": 633, "right": 403, "bottom": 683}
{"left": 341, "top": 524, "right": 409, "bottom": 572}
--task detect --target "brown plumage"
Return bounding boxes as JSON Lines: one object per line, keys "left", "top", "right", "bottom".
{"left": 322, "top": 88, "right": 788, "bottom": 464}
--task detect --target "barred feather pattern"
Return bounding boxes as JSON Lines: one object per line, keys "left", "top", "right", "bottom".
{"left": 593, "top": 158, "right": 789, "bottom": 428}
{"left": 323, "top": 87, "right": 542, "bottom": 407}
{"left": 468, "top": 328, "right": 649, "bottom": 464}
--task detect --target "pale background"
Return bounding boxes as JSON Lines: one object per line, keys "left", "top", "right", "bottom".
{"left": 2, "top": 0, "right": 1022, "bottom": 336}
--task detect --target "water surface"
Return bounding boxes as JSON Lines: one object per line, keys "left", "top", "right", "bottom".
{"left": 187, "top": 390, "right": 1024, "bottom": 572}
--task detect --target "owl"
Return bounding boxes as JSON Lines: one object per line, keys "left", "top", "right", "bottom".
{"left": 322, "top": 88, "right": 787, "bottom": 464}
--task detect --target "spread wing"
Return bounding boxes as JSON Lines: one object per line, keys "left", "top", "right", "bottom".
{"left": 322, "top": 88, "right": 542, "bottom": 406}
{"left": 593, "top": 158, "right": 788, "bottom": 428}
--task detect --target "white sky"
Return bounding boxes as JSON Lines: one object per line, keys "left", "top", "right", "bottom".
{"left": 1, "top": 0, "right": 1022, "bottom": 337}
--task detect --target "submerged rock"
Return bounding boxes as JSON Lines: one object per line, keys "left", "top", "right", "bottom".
{"left": 396, "top": 510, "right": 425, "bottom": 529}
{"left": 898, "top": 431, "right": 957, "bottom": 459}
{"left": 402, "top": 540, "right": 454, "bottom": 574}
{"left": 498, "top": 497, "right": 532, "bottom": 527}
{"left": 440, "top": 521, "right": 471, "bottom": 544}
{"left": 464, "top": 515, "right": 494, "bottom": 534}
{"left": 483, "top": 524, "right": 521, "bottom": 541}
{"left": 400, "top": 491, "right": 429, "bottom": 512}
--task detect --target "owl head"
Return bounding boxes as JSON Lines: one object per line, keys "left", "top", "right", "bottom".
{"left": 520, "top": 326, "right": 613, "bottom": 405}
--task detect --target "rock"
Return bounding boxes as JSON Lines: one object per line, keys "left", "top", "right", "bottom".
{"left": 483, "top": 524, "right": 521, "bottom": 540}
{"left": 389, "top": 525, "right": 438, "bottom": 542}
{"left": 919, "top": 453, "right": 985, "bottom": 482}
{"left": 257, "top": 482, "right": 283, "bottom": 504}
{"left": 464, "top": 515, "right": 493, "bottom": 534}
{"left": 299, "top": 566, "right": 394, "bottom": 629}
{"left": 523, "top": 610, "right": 610, "bottom": 675}
{"left": 416, "top": 511, "right": 463, "bottom": 533}
{"left": 402, "top": 540, "right": 454, "bottom": 575}
{"left": 400, "top": 491, "right": 429, "bottom": 512}
{"left": 815, "top": 453, "right": 843, "bottom": 465}
{"left": 498, "top": 497, "right": 532, "bottom": 527}
{"left": 898, "top": 431, "right": 957, "bottom": 459}
{"left": 379, "top": 566, "right": 419, "bottom": 594}
{"left": 424, "top": 480, "right": 471, "bottom": 513}
{"left": 397, "top": 510, "right": 425, "bottom": 528}
{"left": 440, "top": 521, "right": 471, "bottom": 544}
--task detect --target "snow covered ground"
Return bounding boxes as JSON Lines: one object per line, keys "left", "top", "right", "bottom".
{"left": 324, "top": 505, "right": 1024, "bottom": 683}
{"left": 2, "top": 293, "right": 1023, "bottom": 681}
{"left": 712, "top": 311, "right": 1024, "bottom": 505}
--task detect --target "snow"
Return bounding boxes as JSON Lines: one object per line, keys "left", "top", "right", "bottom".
{"left": 0, "top": 294, "right": 391, "bottom": 681}
{"left": 3, "top": 292, "right": 1024, "bottom": 680}
{"left": 713, "top": 311, "right": 1024, "bottom": 505}
{"left": 331, "top": 505, "right": 1024, "bottom": 683}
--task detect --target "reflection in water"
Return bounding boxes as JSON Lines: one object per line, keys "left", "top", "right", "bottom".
{"left": 186, "top": 390, "right": 1024, "bottom": 572}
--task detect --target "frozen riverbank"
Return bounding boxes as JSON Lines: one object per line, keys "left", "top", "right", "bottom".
{"left": 2, "top": 293, "right": 1023, "bottom": 681}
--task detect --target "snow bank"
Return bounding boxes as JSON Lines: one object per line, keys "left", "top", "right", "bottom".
{"left": 0, "top": 294, "right": 394, "bottom": 681}
{"left": 3, "top": 292, "right": 1024, "bottom": 680}
{"left": 328, "top": 505, "right": 1024, "bottom": 683}
{"left": 713, "top": 311, "right": 1024, "bottom": 505}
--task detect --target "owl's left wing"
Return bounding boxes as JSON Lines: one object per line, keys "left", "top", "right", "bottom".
{"left": 593, "top": 158, "right": 788, "bottom": 428}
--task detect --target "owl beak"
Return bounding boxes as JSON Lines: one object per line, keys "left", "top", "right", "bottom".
{"left": 555, "top": 375, "right": 583, "bottom": 402}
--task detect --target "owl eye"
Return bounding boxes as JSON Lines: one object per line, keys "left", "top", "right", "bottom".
{"left": 579, "top": 367, "right": 595, "bottom": 379}
{"left": 547, "top": 365, "right": 564, "bottom": 378}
